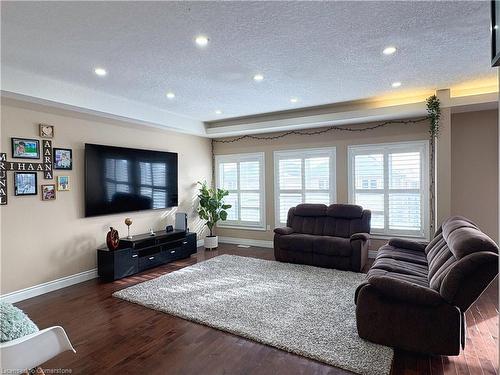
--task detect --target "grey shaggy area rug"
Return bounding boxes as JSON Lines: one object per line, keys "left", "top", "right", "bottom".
{"left": 113, "top": 255, "right": 393, "bottom": 375}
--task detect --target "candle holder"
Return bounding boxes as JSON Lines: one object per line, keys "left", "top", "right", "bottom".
{"left": 125, "top": 217, "right": 133, "bottom": 239}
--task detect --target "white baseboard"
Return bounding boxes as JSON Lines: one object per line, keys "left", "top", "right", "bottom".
{"left": 0, "top": 268, "right": 98, "bottom": 304}
{"left": 219, "top": 236, "right": 378, "bottom": 259}
{"left": 219, "top": 236, "right": 273, "bottom": 248}
{"left": 1, "top": 240, "right": 375, "bottom": 304}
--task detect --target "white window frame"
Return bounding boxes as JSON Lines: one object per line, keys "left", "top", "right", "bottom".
{"left": 274, "top": 147, "right": 337, "bottom": 227}
{"left": 348, "top": 140, "right": 430, "bottom": 239}
{"left": 215, "top": 152, "right": 266, "bottom": 230}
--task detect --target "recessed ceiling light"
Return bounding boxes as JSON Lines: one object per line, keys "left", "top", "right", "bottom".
{"left": 391, "top": 81, "right": 402, "bottom": 88}
{"left": 253, "top": 74, "right": 264, "bottom": 82}
{"left": 290, "top": 97, "right": 299, "bottom": 103}
{"left": 94, "top": 68, "right": 107, "bottom": 76}
{"left": 195, "top": 35, "right": 209, "bottom": 47}
{"left": 166, "top": 92, "right": 175, "bottom": 99}
{"left": 215, "top": 110, "right": 222, "bottom": 115}
{"left": 383, "top": 46, "right": 397, "bottom": 55}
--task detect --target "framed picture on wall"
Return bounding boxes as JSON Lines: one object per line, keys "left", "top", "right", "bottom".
{"left": 11, "top": 138, "right": 40, "bottom": 159}
{"left": 57, "top": 176, "right": 70, "bottom": 191}
{"left": 39, "top": 124, "right": 55, "bottom": 138}
{"left": 53, "top": 148, "right": 72, "bottom": 170}
{"left": 41, "top": 184, "right": 56, "bottom": 201}
{"left": 14, "top": 172, "right": 37, "bottom": 196}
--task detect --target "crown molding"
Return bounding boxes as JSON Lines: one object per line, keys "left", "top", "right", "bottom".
{"left": 1, "top": 66, "right": 206, "bottom": 136}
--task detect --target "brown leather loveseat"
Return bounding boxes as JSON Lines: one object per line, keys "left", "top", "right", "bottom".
{"left": 355, "top": 216, "right": 499, "bottom": 355}
{"left": 274, "top": 203, "right": 371, "bottom": 272}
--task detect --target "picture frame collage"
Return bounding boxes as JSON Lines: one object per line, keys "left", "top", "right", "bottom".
{"left": 1, "top": 124, "right": 72, "bottom": 204}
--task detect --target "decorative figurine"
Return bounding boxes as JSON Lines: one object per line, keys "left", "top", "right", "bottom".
{"left": 106, "top": 227, "right": 120, "bottom": 250}
{"left": 125, "top": 217, "right": 133, "bottom": 239}
{"left": 149, "top": 228, "right": 155, "bottom": 236}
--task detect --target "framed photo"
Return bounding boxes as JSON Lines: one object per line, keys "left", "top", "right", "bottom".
{"left": 14, "top": 172, "right": 37, "bottom": 196}
{"left": 39, "top": 124, "right": 55, "bottom": 138}
{"left": 41, "top": 184, "right": 56, "bottom": 201}
{"left": 11, "top": 138, "right": 40, "bottom": 159}
{"left": 53, "top": 148, "right": 72, "bottom": 170}
{"left": 57, "top": 176, "right": 70, "bottom": 191}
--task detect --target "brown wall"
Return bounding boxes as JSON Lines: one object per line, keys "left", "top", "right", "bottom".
{"left": 0, "top": 98, "right": 212, "bottom": 294}
{"left": 451, "top": 110, "right": 498, "bottom": 242}
{"left": 214, "top": 109, "right": 499, "bottom": 247}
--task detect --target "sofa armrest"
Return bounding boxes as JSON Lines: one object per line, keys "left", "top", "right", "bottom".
{"left": 367, "top": 275, "right": 444, "bottom": 306}
{"left": 388, "top": 238, "right": 428, "bottom": 252}
{"left": 274, "top": 227, "right": 294, "bottom": 235}
{"left": 350, "top": 234, "right": 370, "bottom": 272}
{"left": 351, "top": 232, "right": 369, "bottom": 242}
{"left": 440, "top": 252, "right": 499, "bottom": 311}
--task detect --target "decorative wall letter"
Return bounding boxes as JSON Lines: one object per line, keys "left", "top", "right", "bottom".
{"left": 0, "top": 153, "right": 7, "bottom": 205}
{"left": 43, "top": 140, "right": 53, "bottom": 179}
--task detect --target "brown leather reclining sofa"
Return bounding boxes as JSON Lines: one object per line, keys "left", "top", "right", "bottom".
{"left": 274, "top": 203, "right": 371, "bottom": 272}
{"left": 355, "top": 216, "right": 499, "bottom": 355}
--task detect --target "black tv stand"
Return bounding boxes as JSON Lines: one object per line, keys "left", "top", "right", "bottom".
{"left": 97, "top": 230, "right": 197, "bottom": 281}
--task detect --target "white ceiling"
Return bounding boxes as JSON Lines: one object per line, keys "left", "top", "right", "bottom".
{"left": 1, "top": 1, "right": 495, "bottom": 134}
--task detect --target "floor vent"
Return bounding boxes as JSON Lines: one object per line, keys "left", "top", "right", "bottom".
{"left": 237, "top": 244, "right": 251, "bottom": 248}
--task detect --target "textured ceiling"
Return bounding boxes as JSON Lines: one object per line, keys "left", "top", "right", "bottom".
{"left": 1, "top": 1, "right": 495, "bottom": 123}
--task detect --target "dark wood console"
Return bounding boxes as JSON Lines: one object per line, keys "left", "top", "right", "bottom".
{"left": 97, "top": 230, "right": 197, "bottom": 281}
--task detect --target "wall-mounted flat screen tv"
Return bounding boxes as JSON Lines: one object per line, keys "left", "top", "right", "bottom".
{"left": 85, "top": 143, "right": 178, "bottom": 217}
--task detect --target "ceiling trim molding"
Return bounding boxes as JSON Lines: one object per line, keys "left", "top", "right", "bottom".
{"left": 1, "top": 66, "right": 206, "bottom": 136}
{"left": 206, "top": 102, "right": 427, "bottom": 137}
{"left": 205, "top": 90, "right": 499, "bottom": 138}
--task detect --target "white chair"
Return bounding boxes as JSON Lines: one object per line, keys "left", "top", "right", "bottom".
{"left": 0, "top": 326, "right": 76, "bottom": 374}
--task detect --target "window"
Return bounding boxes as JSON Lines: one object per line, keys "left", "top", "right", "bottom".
{"left": 104, "top": 158, "right": 131, "bottom": 202}
{"left": 139, "top": 161, "right": 168, "bottom": 209}
{"left": 274, "top": 147, "right": 336, "bottom": 226}
{"left": 348, "top": 141, "right": 429, "bottom": 238}
{"left": 215, "top": 153, "right": 265, "bottom": 229}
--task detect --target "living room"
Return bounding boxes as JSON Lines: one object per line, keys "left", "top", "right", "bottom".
{"left": 0, "top": 1, "right": 498, "bottom": 375}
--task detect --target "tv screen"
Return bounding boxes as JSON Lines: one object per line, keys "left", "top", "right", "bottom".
{"left": 85, "top": 143, "right": 178, "bottom": 217}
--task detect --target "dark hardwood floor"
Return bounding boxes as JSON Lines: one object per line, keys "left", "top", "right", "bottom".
{"left": 16, "top": 244, "right": 498, "bottom": 375}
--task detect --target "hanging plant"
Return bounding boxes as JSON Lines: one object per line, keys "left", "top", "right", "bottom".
{"left": 426, "top": 95, "right": 441, "bottom": 138}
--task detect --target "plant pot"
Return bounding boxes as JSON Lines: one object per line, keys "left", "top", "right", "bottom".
{"left": 204, "top": 235, "right": 218, "bottom": 250}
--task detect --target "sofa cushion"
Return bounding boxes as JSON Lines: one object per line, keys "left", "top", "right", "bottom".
{"left": 323, "top": 204, "right": 371, "bottom": 237}
{"left": 290, "top": 216, "right": 325, "bottom": 235}
{"left": 367, "top": 268, "right": 429, "bottom": 287}
{"left": 377, "top": 246, "right": 428, "bottom": 266}
{"left": 371, "top": 258, "right": 429, "bottom": 278}
{"left": 278, "top": 233, "right": 315, "bottom": 252}
{"left": 366, "top": 275, "right": 444, "bottom": 306}
{"left": 442, "top": 216, "right": 498, "bottom": 259}
{"left": 327, "top": 204, "right": 363, "bottom": 219}
{"left": 313, "top": 236, "right": 352, "bottom": 257}
{"left": 388, "top": 238, "right": 428, "bottom": 252}
{"left": 294, "top": 204, "right": 327, "bottom": 217}
{"left": 323, "top": 217, "right": 351, "bottom": 238}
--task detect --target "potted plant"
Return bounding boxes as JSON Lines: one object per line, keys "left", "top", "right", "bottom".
{"left": 197, "top": 181, "right": 232, "bottom": 250}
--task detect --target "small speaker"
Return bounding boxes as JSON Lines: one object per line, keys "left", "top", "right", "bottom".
{"left": 165, "top": 225, "right": 173, "bottom": 232}
{"left": 175, "top": 212, "right": 187, "bottom": 231}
